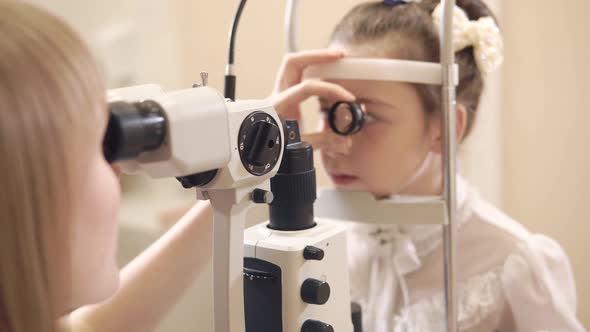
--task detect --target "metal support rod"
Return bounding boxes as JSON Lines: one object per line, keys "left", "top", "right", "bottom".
{"left": 285, "top": 0, "right": 299, "bottom": 52}
{"left": 208, "top": 189, "right": 250, "bottom": 332}
{"left": 440, "top": 0, "right": 458, "bottom": 331}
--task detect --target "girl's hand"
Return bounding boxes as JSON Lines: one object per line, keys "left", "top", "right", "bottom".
{"left": 273, "top": 49, "right": 344, "bottom": 94}
{"left": 268, "top": 49, "right": 355, "bottom": 148}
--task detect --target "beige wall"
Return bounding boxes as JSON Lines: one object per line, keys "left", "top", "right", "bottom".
{"left": 30, "top": 0, "right": 182, "bottom": 88}
{"left": 502, "top": 0, "right": 590, "bottom": 327}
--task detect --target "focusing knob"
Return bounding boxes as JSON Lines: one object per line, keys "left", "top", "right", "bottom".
{"left": 303, "top": 246, "right": 324, "bottom": 261}
{"left": 176, "top": 169, "right": 218, "bottom": 189}
{"left": 301, "top": 278, "right": 330, "bottom": 305}
{"left": 238, "top": 112, "right": 282, "bottom": 176}
{"left": 246, "top": 121, "right": 280, "bottom": 166}
{"left": 251, "top": 188, "right": 274, "bottom": 204}
{"left": 301, "top": 320, "right": 334, "bottom": 332}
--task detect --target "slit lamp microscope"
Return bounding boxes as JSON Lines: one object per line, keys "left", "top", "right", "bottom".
{"left": 102, "top": 0, "right": 461, "bottom": 330}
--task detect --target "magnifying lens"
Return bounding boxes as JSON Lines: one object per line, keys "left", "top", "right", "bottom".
{"left": 328, "top": 101, "right": 365, "bottom": 136}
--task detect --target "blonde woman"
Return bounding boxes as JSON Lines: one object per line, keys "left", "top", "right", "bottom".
{"left": 0, "top": 2, "right": 217, "bottom": 331}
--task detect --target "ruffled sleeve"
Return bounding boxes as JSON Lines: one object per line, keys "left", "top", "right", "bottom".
{"left": 501, "top": 234, "right": 585, "bottom": 331}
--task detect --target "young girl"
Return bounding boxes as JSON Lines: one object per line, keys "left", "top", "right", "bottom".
{"left": 271, "top": 0, "right": 585, "bottom": 331}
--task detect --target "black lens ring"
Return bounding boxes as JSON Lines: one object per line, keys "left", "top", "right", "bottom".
{"left": 103, "top": 100, "right": 167, "bottom": 163}
{"left": 328, "top": 101, "right": 364, "bottom": 136}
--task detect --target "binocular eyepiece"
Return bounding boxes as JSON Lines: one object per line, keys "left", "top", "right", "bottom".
{"left": 103, "top": 100, "right": 167, "bottom": 163}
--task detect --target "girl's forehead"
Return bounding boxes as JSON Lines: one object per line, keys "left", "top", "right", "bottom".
{"left": 322, "top": 78, "right": 424, "bottom": 114}
{"left": 326, "top": 78, "right": 414, "bottom": 99}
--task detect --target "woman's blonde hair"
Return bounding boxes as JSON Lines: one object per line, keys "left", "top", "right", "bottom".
{"left": 0, "top": 1, "right": 105, "bottom": 330}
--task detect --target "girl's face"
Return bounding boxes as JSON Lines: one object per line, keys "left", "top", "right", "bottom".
{"left": 62, "top": 106, "right": 121, "bottom": 311}
{"left": 320, "top": 45, "right": 441, "bottom": 198}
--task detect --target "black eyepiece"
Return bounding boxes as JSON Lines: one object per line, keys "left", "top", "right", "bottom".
{"left": 103, "top": 100, "right": 167, "bottom": 163}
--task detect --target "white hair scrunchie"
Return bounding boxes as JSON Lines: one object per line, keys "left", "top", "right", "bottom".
{"left": 432, "top": 3, "right": 504, "bottom": 74}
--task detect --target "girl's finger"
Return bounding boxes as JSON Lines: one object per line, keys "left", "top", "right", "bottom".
{"left": 271, "top": 80, "right": 355, "bottom": 117}
{"left": 274, "top": 49, "right": 344, "bottom": 92}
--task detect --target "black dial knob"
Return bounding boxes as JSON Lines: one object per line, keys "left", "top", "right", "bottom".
{"left": 251, "top": 188, "right": 274, "bottom": 204}
{"left": 303, "top": 246, "right": 324, "bottom": 261}
{"left": 238, "top": 112, "right": 282, "bottom": 176}
{"left": 301, "top": 278, "right": 330, "bottom": 305}
{"left": 245, "top": 121, "right": 280, "bottom": 166}
{"left": 351, "top": 302, "right": 363, "bottom": 332}
{"left": 301, "top": 320, "right": 334, "bottom": 332}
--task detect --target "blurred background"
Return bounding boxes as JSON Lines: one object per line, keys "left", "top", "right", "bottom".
{"left": 31, "top": 0, "right": 590, "bottom": 330}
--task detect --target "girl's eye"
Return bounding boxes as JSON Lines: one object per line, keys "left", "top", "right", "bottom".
{"left": 358, "top": 103, "right": 377, "bottom": 124}
{"left": 364, "top": 112, "right": 378, "bottom": 124}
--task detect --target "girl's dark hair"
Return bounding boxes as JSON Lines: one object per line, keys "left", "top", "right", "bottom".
{"left": 331, "top": 0, "right": 498, "bottom": 138}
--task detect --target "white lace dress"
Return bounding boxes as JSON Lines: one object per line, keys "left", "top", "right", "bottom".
{"left": 347, "top": 176, "right": 585, "bottom": 332}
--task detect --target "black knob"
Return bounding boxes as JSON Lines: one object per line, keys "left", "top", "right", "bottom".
{"left": 175, "top": 169, "right": 218, "bottom": 189}
{"left": 301, "top": 279, "right": 330, "bottom": 305}
{"left": 238, "top": 112, "right": 282, "bottom": 176}
{"left": 251, "top": 189, "right": 274, "bottom": 204}
{"left": 301, "top": 320, "right": 334, "bottom": 332}
{"left": 303, "top": 246, "right": 324, "bottom": 261}
{"left": 351, "top": 302, "right": 363, "bottom": 332}
{"left": 245, "top": 121, "right": 281, "bottom": 167}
